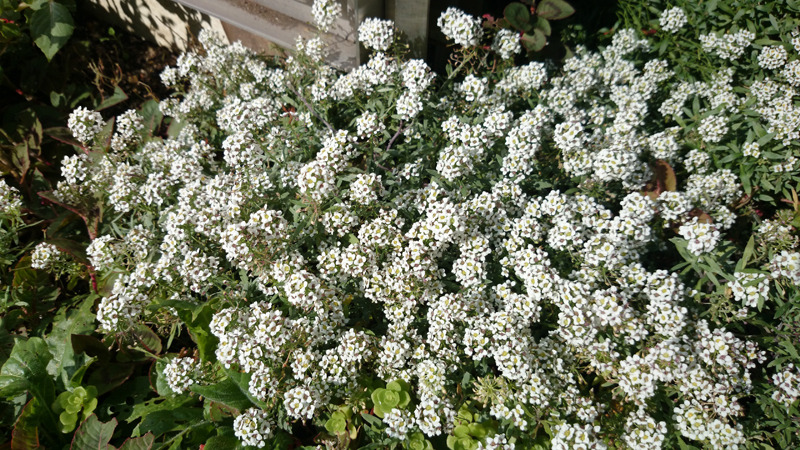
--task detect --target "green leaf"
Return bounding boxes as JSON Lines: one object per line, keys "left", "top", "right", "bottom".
{"left": 60, "top": 410, "right": 78, "bottom": 428}
{"left": 224, "top": 368, "right": 267, "bottom": 409}
{"left": 11, "top": 399, "right": 44, "bottom": 450}
{"left": 128, "top": 324, "right": 162, "bottom": 355}
{"left": 95, "top": 86, "right": 128, "bottom": 111}
{"left": 151, "top": 360, "right": 172, "bottom": 397}
{"left": 176, "top": 304, "right": 217, "bottom": 363}
{"left": 133, "top": 401, "right": 204, "bottom": 437}
{"left": 86, "top": 361, "right": 134, "bottom": 396}
{"left": 779, "top": 340, "right": 800, "bottom": 360}
{"left": 521, "top": 29, "right": 546, "bottom": 52}
{"left": 70, "top": 415, "right": 116, "bottom": 450}
{"left": 535, "top": 16, "right": 552, "bottom": 36}
{"left": 504, "top": 3, "right": 531, "bottom": 31}
{"left": 373, "top": 388, "right": 400, "bottom": 409}
{"left": 191, "top": 376, "right": 255, "bottom": 412}
{"left": 360, "top": 412, "right": 382, "bottom": 427}
{"left": 118, "top": 433, "right": 155, "bottom": 450}
{"left": 29, "top": 1, "right": 75, "bottom": 61}
{"left": 0, "top": 338, "right": 55, "bottom": 405}
{"left": 139, "top": 99, "right": 163, "bottom": 134}
{"left": 737, "top": 236, "right": 755, "bottom": 272}
{"left": 46, "top": 238, "right": 89, "bottom": 265}
{"left": 325, "top": 411, "right": 347, "bottom": 434}
{"left": 46, "top": 295, "right": 96, "bottom": 383}
{"left": 72, "top": 334, "right": 111, "bottom": 361}
{"left": 203, "top": 435, "right": 239, "bottom": 450}
{"left": 536, "top": 0, "right": 575, "bottom": 20}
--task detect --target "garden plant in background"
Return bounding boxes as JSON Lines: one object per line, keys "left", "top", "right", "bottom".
{"left": 2, "top": 0, "right": 800, "bottom": 448}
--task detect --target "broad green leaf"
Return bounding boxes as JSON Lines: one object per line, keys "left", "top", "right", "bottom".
{"left": 11, "top": 399, "right": 43, "bottom": 450}
{"left": 46, "top": 295, "right": 96, "bottom": 383}
{"left": 191, "top": 376, "right": 254, "bottom": 412}
{"left": 521, "top": 29, "right": 546, "bottom": 52}
{"left": 504, "top": 3, "right": 530, "bottom": 31}
{"left": 46, "top": 238, "right": 89, "bottom": 265}
{"left": 151, "top": 360, "right": 172, "bottom": 396}
{"left": 126, "top": 324, "right": 162, "bottom": 355}
{"left": 118, "top": 433, "right": 155, "bottom": 450}
{"left": 203, "top": 435, "right": 239, "bottom": 450}
{"left": 176, "top": 304, "right": 217, "bottom": 362}
{"left": 360, "top": 412, "right": 382, "bottom": 427}
{"left": 0, "top": 338, "right": 55, "bottom": 406}
{"left": 132, "top": 399, "right": 204, "bottom": 437}
{"left": 87, "top": 361, "right": 134, "bottom": 396}
{"left": 224, "top": 368, "right": 267, "bottom": 409}
{"left": 70, "top": 414, "right": 116, "bottom": 450}
{"left": 29, "top": 1, "right": 74, "bottom": 61}
{"left": 325, "top": 411, "right": 347, "bottom": 434}
{"left": 536, "top": 0, "right": 575, "bottom": 20}
{"left": 535, "top": 16, "right": 552, "bottom": 36}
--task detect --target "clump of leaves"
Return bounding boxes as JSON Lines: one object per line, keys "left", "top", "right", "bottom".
{"left": 1, "top": 0, "right": 75, "bottom": 60}
{"left": 52, "top": 385, "right": 98, "bottom": 432}
{"left": 491, "top": 0, "right": 576, "bottom": 52}
{"left": 370, "top": 379, "right": 411, "bottom": 418}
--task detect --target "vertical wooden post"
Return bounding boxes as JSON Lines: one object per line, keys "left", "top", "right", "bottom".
{"left": 385, "top": 0, "right": 430, "bottom": 59}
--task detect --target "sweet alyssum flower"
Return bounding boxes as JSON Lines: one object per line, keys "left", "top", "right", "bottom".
{"left": 63, "top": 5, "right": 798, "bottom": 449}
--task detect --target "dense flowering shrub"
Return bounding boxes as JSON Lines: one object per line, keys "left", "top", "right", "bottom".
{"left": 51, "top": 1, "right": 800, "bottom": 448}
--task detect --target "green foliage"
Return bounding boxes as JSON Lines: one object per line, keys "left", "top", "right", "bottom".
{"left": 4, "top": 0, "right": 800, "bottom": 449}
{"left": 494, "top": 0, "right": 576, "bottom": 52}
{"left": 53, "top": 385, "right": 98, "bottom": 432}
{"left": 371, "top": 379, "right": 412, "bottom": 418}
{"left": 29, "top": 0, "right": 74, "bottom": 61}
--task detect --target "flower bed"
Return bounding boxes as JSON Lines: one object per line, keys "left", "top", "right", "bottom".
{"left": 12, "top": 0, "right": 800, "bottom": 448}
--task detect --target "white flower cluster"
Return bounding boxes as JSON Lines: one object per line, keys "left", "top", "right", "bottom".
{"left": 68, "top": 106, "right": 106, "bottom": 144}
{"left": 757, "top": 219, "right": 798, "bottom": 248}
{"left": 748, "top": 77, "right": 800, "bottom": 145}
{"left": 349, "top": 173, "right": 383, "bottom": 205}
{"left": 742, "top": 141, "right": 760, "bottom": 157}
{"left": 30, "top": 242, "right": 62, "bottom": 270}
{"left": 697, "top": 114, "right": 728, "bottom": 143}
{"left": 772, "top": 364, "right": 800, "bottom": 409}
{"left": 659, "top": 7, "right": 687, "bottom": 34}
{"left": 295, "top": 36, "right": 327, "bottom": 63}
{"left": 234, "top": 408, "right": 274, "bottom": 448}
{"left": 771, "top": 251, "right": 800, "bottom": 284}
{"left": 623, "top": 408, "right": 667, "bottom": 449}
{"left": 86, "top": 235, "right": 116, "bottom": 271}
{"left": 551, "top": 423, "right": 605, "bottom": 450}
{"left": 71, "top": 11, "right": 796, "bottom": 448}
{"left": 356, "top": 111, "right": 385, "bottom": 139}
{"left": 437, "top": 7, "right": 483, "bottom": 47}
{"left": 163, "top": 357, "right": 196, "bottom": 394}
{"left": 699, "top": 29, "right": 755, "bottom": 60}
{"left": 492, "top": 29, "right": 521, "bottom": 60}
{"left": 0, "top": 179, "right": 22, "bottom": 216}
{"left": 673, "top": 401, "right": 745, "bottom": 448}
{"left": 358, "top": 17, "right": 394, "bottom": 52}
{"left": 678, "top": 218, "right": 721, "bottom": 256}
{"left": 111, "top": 109, "right": 145, "bottom": 152}
{"left": 311, "top": 0, "right": 341, "bottom": 33}
{"left": 757, "top": 45, "right": 788, "bottom": 70}
{"left": 729, "top": 272, "right": 769, "bottom": 308}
